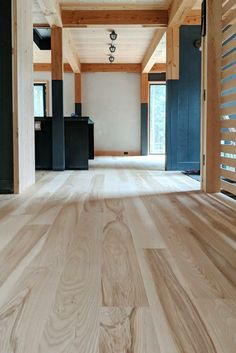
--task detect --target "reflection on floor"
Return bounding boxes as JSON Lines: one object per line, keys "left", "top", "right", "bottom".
{"left": 0, "top": 157, "right": 235, "bottom": 353}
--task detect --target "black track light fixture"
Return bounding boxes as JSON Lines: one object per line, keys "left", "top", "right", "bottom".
{"left": 109, "top": 44, "right": 116, "bottom": 53}
{"left": 109, "top": 55, "right": 115, "bottom": 63}
{"left": 110, "top": 30, "right": 118, "bottom": 41}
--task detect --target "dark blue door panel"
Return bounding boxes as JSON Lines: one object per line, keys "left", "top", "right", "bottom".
{"left": 166, "top": 26, "right": 201, "bottom": 171}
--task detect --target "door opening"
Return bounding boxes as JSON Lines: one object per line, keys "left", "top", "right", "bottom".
{"left": 149, "top": 83, "right": 166, "bottom": 155}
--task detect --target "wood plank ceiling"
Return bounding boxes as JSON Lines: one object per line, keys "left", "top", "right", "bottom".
{"left": 33, "top": 0, "right": 201, "bottom": 66}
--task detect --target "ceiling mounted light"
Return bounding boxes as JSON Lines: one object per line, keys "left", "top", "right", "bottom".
{"left": 109, "top": 55, "right": 115, "bottom": 63}
{"left": 110, "top": 30, "right": 118, "bottom": 41}
{"left": 109, "top": 44, "right": 116, "bottom": 53}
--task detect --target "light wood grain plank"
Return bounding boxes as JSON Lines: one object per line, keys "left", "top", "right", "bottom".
{"left": 100, "top": 307, "right": 160, "bottom": 353}
{"left": 145, "top": 249, "right": 218, "bottom": 353}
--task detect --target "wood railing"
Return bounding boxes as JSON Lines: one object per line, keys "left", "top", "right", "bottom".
{"left": 220, "top": 0, "right": 236, "bottom": 196}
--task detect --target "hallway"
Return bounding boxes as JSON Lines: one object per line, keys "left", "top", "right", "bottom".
{"left": 0, "top": 157, "right": 235, "bottom": 353}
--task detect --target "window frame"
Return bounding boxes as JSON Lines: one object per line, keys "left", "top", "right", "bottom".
{"left": 34, "top": 80, "right": 49, "bottom": 117}
{"left": 149, "top": 81, "right": 167, "bottom": 155}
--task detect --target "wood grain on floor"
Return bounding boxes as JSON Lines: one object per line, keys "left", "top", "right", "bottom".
{"left": 0, "top": 156, "right": 235, "bottom": 353}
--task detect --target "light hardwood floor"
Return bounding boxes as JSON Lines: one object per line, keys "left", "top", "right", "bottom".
{"left": 0, "top": 156, "right": 235, "bottom": 353}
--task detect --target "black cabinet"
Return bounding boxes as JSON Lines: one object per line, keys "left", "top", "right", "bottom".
{"left": 88, "top": 118, "right": 94, "bottom": 160}
{"left": 35, "top": 118, "right": 52, "bottom": 170}
{"left": 35, "top": 116, "right": 94, "bottom": 170}
{"left": 65, "top": 117, "right": 89, "bottom": 170}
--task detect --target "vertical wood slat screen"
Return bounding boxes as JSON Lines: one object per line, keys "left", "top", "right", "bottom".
{"left": 220, "top": 0, "right": 236, "bottom": 196}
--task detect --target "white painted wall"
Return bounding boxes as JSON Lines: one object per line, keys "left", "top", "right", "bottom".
{"left": 33, "top": 72, "right": 75, "bottom": 116}
{"left": 82, "top": 72, "right": 140, "bottom": 152}
{"left": 33, "top": 71, "right": 141, "bottom": 153}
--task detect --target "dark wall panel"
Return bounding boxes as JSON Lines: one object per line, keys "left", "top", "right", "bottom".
{"left": 75, "top": 103, "right": 82, "bottom": 116}
{"left": 141, "top": 103, "right": 148, "bottom": 156}
{"left": 0, "top": 3, "right": 13, "bottom": 193}
{"left": 52, "top": 80, "right": 65, "bottom": 170}
{"left": 166, "top": 26, "right": 201, "bottom": 171}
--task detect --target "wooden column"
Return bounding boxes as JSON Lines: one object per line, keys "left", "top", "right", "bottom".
{"left": 51, "top": 26, "right": 65, "bottom": 171}
{"left": 12, "top": 0, "right": 35, "bottom": 193}
{"left": 166, "top": 26, "right": 180, "bottom": 80}
{"left": 141, "top": 73, "right": 149, "bottom": 155}
{"left": 75, "top": 73, "right": 82, "bottom": 115}
{"left": 201, "top": 0, "right": 222, "bottom": 192}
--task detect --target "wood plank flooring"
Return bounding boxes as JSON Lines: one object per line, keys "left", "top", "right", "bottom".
{"left": 0, "top": 156, "right": 235, "bottom": 353}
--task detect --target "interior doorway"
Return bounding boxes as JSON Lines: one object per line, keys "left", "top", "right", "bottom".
{"left": 149, "top": 83, "right": 166, "bottom": 155}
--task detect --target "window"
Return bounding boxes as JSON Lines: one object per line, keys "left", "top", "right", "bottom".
{"left": 149, "top": 83, "right": 166, "bottom": 154}
{"left": 34, "top": 83, "right": 47, "bottom": 117}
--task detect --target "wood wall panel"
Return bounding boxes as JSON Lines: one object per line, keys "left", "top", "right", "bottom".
{"left": 219, "top": 0, "right": 236, "bottom": 196}
{"left": 201, "top": 0, "right": 222, "bottom": 193}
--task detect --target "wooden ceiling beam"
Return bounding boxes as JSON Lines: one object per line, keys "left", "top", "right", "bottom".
{"left": 168, "top": 0, "right": 196, "bottom": 26}
{"left": 34, "top": 63, "right": 73, "bottom": 72}
{"left": 150, "top": 63, "right": 166, "bottom": 73}
{"left": 81, "top": 63, "right": 141, "bottom": 73}
{"left": 36, "top": 0, "right": 62, "bottom": 27}
{"left": 63, "top": 29, "right": 81, "bottom": 73}
{"left": 34, "top": 63, "right": 142, "bottom": 73}
{"left": 61, "top": 10, "right": 168, "bottom": 27}
{"left": 141, "top": 28, "right": 166, "bottom": 73}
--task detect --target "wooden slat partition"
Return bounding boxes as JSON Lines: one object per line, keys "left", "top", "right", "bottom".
{"left": 220, "top": 0, "right": 236, "bottom": 196}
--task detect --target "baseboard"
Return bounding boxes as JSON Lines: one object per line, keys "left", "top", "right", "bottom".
{"left": 95, "top": 150, "right": 140, "bottom": 157}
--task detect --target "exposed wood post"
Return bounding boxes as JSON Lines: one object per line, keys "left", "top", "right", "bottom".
{"left": 12, "top": 0, "right": 35, "bottom": 193}
{"left": 201, "top": 0, "right": 222, "bottom": 192}
{"left": 166, "top": 25, "right": 180, "bottom": 80}
{"left": 51, "top": 26, "right": 65, "bottom": 170}
{"left": 140, "top": 73, "right": 149, "bottom": 155}
{"left": 75, "top": 73, "right": 82, "bottom": 115}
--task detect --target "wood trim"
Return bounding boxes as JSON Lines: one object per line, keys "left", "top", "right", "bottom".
{"left": 51, "top": 26, "right": 63, "bottom": 80}
{"left": 201, "top": 0, "right": 222, "bottom": 193}
{"left": 183, "top": 10, "right": 201, "bottom": 25}
{"left": 142, "top": 28, "right": 166, "bottom": 73}
{"left": 221, "top": 132, "right": 236, "bottom": 142}
{"left": 168, "top": 0, "right": 196, "bottom": 26}
{"left": 221, "top": 66, "right": 236, "bottom": 80}
{"left": 220, "top": 156, "right": 236, "bottom": 168}
{"left": 220, "top": 168, "right": 236, "bottom": 182}
{"left": 95, "top": 150, "right": 140, "bottom": 157}
{"left": 34, "top": 63, "right": 142, "bottom": 73}
{"left": 221, "top": 92, "right": 236, "bottom": 104}
{"left": 33, "top": 23, "right": 50, "bottom": 28}
{"left": 220, "top": 119, "right": 236, "bottom": 128}
{"left": 223, "top": 24, "right": 236, "bottom": 42}
{"left": 221, "top": 179, "right": 236, "bottom": 194}
{"left": 61, "top": 10, "right": 168, "bottom": 27}
{"left": 150, "top": 63, "right": 167, "bottom": 73}
{"left": 81, "top": 63, "right": 141, "bottom": 73}
{"left": 221, "top": 144, "right": 236, "bottom": 154}
{"left": 166, "top": 25, "right": 179, "bottom": 80}
{"left": 75, "top": 73, "right": 81, "bottom": 103}
{"left": 141, "top": 73, "right": 149, "bottom": 103}
{"left": 34, "top": 63, "right": 73, "bottom": 73}
{"left": 220, "top": 105, "right": 236, "bottom": 116}
{"left": 222, "top": 8, "right": 236, "bottom": 27}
